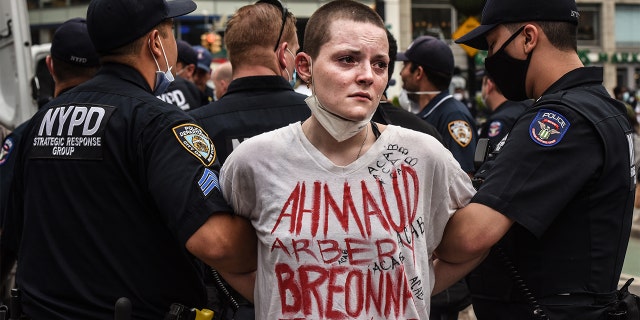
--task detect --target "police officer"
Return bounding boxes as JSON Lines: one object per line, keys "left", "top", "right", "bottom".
{"left": 478, "top": 70, "right": 531, "bottom": 150}
{"left": 437, "top": 0, "right": 635, "bottom": 319}
{"left": 4, "top": 0, "right": 256, "bottom": 318}
{"left": 190, "top": 0, "right": 310, "bottom": 165}
{"left": 157, "top": 40, "right": 206, "bottom": 111}
{"left": 193, "top": 45, "right": 215, "bottom": 103}
{"left": 0, "top": 16, "right": 100, "bottom": 301}
{"left": 397, "top": 36, "right": 478, "bottom": 174}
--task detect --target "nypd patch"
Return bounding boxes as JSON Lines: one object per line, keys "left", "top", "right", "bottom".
{"left": 448, "top": 120, "right": 473, "bottom": 147}
{"left": 173, "top": 123, "right": 216, "bottom": 166}
{"left": 529, "top": 109, "right": 570, "bottom": 147}
{"left": 0, "top": 136, "right": 15, "bottom": 166}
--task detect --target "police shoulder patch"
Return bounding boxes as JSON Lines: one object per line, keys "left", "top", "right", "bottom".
{"left": 172, "top": 123, "right": 216, "bottom": 166}
{"left": 0, "top": 136, "right": 15, "bottom": 166}
{"left": 529, "top": 109, "right": 570, "bottom": 147}
{"left": 487, "top": 120, "right": 504, "bottom": 138}
{"left": 448, "top": 120, "right": 473, "bottom": 147}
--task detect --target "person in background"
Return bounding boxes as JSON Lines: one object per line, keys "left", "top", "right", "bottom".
{"left": 372, "top": 29, "right": 443, "bottom": 143}
{"left": 175, "top": 39, "right": 197, "bottom": 82}
{"left": 190, "top": 1, "right": 310, "bottom": 318}
{"left": 193, "top": 45, "right": 215, "bottom": 103}
{"left": 190, "top": 0, "right": 310, "bottom": 165}
{"left": 0, "top": 16, "right": 100, "bottom": 301}
{"left": 443, "top": 0, "right": 636, "bottom": 318}
{"left": 477, "top": 69, "right": 530, "bottom": 151}
{"left": 397, "top": 36, "right": 478, "bottom": 175}
{"left": 3, "top": 0, "right": 255, "bottom": 318}
{"left": 211, "top": 61, "right": 232, "bottom": 100}
{"left": 219, "top": 1, "right": 485, "bottom": 319}
{"left": 157, "top": 39, "right": 206, "bottom": 110}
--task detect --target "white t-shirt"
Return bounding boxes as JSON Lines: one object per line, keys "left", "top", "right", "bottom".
{"left": 221, "top": 123, "right": 476, "bottom": 320}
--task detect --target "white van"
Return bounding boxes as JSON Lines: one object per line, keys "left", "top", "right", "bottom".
{"left": 0, "top": 0, "right": 39, "bottom": 139}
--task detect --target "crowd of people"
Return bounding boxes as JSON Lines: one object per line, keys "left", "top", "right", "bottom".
{"left": 0, "top": 0, "right": 637, "bottom": 319}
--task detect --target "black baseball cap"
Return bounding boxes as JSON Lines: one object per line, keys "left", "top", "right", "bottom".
{"left": 50, "top": 18, "right": 99, "bottom": 67}
{"left": 87, "top": 0, "right": 197, "bottom": 54}
{"left": 455, "top": 0, "right": 580, "bottom": 50}
{"left": 397, "top": 36, "right": 454, "bottom": 76}
{"left": 177, "top": 40, "right": 198, "bottom": 66}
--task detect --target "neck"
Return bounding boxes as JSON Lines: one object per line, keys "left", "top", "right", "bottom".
{"left": 301, "top": 117, "right": 372, "bottom": 166}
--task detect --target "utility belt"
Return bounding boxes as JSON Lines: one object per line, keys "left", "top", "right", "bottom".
{"left": 164, "top": 303, "right": 214, "bottom": 320}
{"left": 0, "top": 288, "right": 214, "bottom": 320}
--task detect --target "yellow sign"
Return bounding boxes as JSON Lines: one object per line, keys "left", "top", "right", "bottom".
{"left": 453, "top": 16, "right": 481, "bottom": 57}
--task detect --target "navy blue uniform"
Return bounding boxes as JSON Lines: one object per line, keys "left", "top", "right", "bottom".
{"left": 158, "top": 77, "right": 205, "bottom": 111}
{"left": 190, "top": 75, "right": 310, "bottom": 164}
{"left": 469, "top": 67, "right": 634, "bottom": 320}
{"left": 478, "top": 100, "right": 530, "bottom": 150}
{"left": 417, "top": 91, "right": 477, "bottom": 173}
{"left": 7, "top": 63, "right": 230, "bottom": 319}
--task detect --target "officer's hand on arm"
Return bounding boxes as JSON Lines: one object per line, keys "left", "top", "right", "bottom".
{"left": 186, "top": 212, "right": 257, "bottom": 301}
{"left": 435, "top": 203, "right": 513, "bottom": 264}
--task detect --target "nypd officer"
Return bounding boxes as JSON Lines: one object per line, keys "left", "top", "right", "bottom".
{"left": 157, "top": 39, "right": 206, "bottom": 111}
{"left": 435, "top": 0, "right": 636, "bottom": 319}
{"left": 4, "top": 0, "right": 256, "bottom": 318}
{"left": 397, "top": 36, "right": 478, "bottom": 174}
{"left": 0, "top": 17, "right": 100, "bottom": 296}
{"left": 477, "top": 69, "right": 531, "bottom": 151}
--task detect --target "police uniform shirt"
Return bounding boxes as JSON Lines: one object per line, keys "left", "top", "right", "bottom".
{"left": 478, "top": 99, "right": 530, "bottom": 150}
{"left": 190, "top": 75, "right": 311, "bottom": 164}
{"left": 417, "top": 91, "right": 478, "bottom": 173}
{"left": 9, "top": 63, "right": 231, "bottom": 319}
{"left": 158, "top": 77, "right": 205, "bottom": 111}
{"left": 373, "top": 101, "right": 443, "bottom": 143}
{"left": 469, "top": 67, "right": 634, "bottom": 316}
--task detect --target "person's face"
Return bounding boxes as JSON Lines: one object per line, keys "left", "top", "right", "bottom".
{"left": 485, "top": 25, "right": 524, "bottom": 59}
{"left": 399, "top": 61, "right": 420, "bottom": 93}
{"left": 310, "top": 19, "right": 389, "bottom": 121}
{"left": 175, "top": 61, "right": 194, "bottom": 81}
{"left": 156, "top": 22, "right": 178, "bottom": 72}
{"left": 193, "top": 68, "right": 211, "bottom": 91}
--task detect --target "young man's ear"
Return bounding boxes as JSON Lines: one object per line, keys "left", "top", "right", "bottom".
{"left": 295, "top": 53, "right": 312, "bottom": 84}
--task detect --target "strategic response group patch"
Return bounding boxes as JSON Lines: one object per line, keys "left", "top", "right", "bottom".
{"left": 172, "top": 124, "right": 216, "bottom": 166}
{"left": 30, "top": 104, "right": 115, "bottom": 159}
{"left": 448, "top": 120, "right": 473, "bottom": 147}
{"left": 529, "top": 109, "right": 570, "bottom": 147}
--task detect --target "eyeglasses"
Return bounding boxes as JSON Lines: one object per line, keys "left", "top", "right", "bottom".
{"left": 256, "top": 0, "right": 288, "bottom": 51}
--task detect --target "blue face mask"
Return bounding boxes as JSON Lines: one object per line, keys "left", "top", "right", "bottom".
{"left": 149, "top": 35, "right": 175, "bottom": 96}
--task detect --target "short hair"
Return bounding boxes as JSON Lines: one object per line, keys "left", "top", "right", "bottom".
{"left": 409, "top": 62, "right": 452, "bottom": 91}
{"left": 99, "top": 19, "right": 172, "bottom": 58}
{"left": 225, "top": 2, "right": 297, "bottom": 67}
{"left": 505, "top": 21, "right": 577, "bottom": 52}
{"left": 303, "top": 0, "right": 386, "bottom": 59}
{"left": 51, "top": 57, "right": 99, "bottom": 82}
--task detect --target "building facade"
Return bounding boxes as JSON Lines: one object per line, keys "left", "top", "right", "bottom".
{"left": 24, "top": 0, "right": 640, "bottom": 98}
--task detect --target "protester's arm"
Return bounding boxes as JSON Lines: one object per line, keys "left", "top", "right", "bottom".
{"left": 186, "top": 212, "right": 257, "bottom": 293}
{"left": 435, "top": 203, "right": 513, "bottom": 264}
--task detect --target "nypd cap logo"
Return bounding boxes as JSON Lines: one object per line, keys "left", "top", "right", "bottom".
{"left": 172, "top": 124, "right": 216, "bottom": 166}
{"left": 529, "top": 109, "right": 570, "bottom": 147}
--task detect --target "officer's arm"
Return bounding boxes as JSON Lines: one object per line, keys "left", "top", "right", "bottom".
{"left": 435, "top": 203, "right": 513, "bottom": 264}
{"left": 186, "top": 212, "right": 257, "bottom": 275}
{"left": 431, "top": 251, "right": 489, "bottom": 295}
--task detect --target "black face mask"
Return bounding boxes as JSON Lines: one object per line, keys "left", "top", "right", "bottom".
{"left": 484, "top": 26, "right": 532, "bottom": 101}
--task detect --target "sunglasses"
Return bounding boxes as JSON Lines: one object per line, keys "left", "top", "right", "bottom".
{"left": 256, "top": 0, "right": 288, "bottom": 51}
